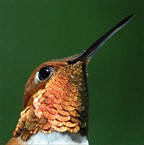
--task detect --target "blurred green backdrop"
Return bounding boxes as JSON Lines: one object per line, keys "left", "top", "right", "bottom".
{"left": 0, "top": 0, "right": 144, "bottom": 145}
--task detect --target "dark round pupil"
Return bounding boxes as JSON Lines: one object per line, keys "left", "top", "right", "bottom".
{"left": 38, "top": 67, "right": 51, "bottom": 81}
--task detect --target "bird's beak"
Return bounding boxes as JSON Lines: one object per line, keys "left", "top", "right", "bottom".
{"left": 68, "top": 14, "right": 134, "bottom": 64}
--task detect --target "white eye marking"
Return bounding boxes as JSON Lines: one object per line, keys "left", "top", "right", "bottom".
{"left": 34, "top": 72, "right": 40, "bottom": 85}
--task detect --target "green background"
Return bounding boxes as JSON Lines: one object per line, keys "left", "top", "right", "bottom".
{"left": 0, "top": 1, "right": 144, "bottom": 145}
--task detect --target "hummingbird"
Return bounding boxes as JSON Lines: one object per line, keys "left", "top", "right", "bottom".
{"left": 6, "top": 15, "right": 133, "bottom": 145}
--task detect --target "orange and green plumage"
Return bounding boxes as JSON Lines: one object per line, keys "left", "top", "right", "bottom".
{"left": 14, "top": 60, "right": 89, "bottom": 141}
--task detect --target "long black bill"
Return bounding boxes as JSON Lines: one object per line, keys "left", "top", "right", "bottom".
{"left": 69, "top": 14, "right": 134, "bottom": 64}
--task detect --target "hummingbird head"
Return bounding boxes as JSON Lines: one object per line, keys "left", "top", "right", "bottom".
{"left": 14, "top": 15, "right": 133, "bottom": 141}
{"left": 23, "top": 53, "right": 90, "bottom": 138}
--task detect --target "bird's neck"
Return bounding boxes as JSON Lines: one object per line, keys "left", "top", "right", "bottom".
{"left": 26, "top": 131, "right": 89, "bottom": 145}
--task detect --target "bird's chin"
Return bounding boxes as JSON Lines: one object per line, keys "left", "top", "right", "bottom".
{"left": 26, "top": 131, "right": 89, "bottom": 145}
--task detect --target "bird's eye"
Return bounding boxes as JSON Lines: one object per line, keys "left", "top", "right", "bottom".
{"left": 38, "top": 67, "right": 51, "bottom": 81}
{"left": 35, "top": 66, "right": 52, "bottom": 84}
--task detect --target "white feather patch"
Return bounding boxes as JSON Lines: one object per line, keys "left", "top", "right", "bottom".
{"left": 26, "top": 131, "right": 89, "bottom": 145}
